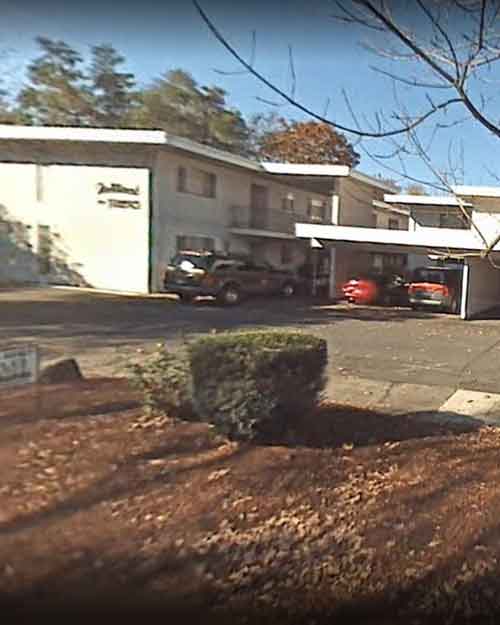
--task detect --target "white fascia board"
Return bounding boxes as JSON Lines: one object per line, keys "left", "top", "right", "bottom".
{"left": 294, "top": 222, "right": 485, "bottom": 251}
{"left": 452, "top": 185, "right": 500, "bottom": 198}
{"left": 165, "top": 134, "right": 262, "bottom": 171}
{"left": 383, "top": 194, "right": 471, "bottom": 207}
{"left": 0, "top": 124, "right": 166, "bottom": 144}
{"left": 260, "top": 162, "right": 350, "bottom": 176}
{"left": 349, "top": 171, "right": 399, "bottom": 193}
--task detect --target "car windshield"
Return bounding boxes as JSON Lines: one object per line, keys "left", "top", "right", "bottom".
{"left": 413, "top": 268, "right": 447, "bottom": 284}
{"left": 171, "top": 253, "right": 214, "bottom": 271}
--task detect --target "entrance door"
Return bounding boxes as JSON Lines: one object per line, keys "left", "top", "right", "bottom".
{"left": 250, "top": 184, "right": 268, "bottom": 229}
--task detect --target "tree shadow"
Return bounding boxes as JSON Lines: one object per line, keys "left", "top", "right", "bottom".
{"left": 0, "top": 204, "right": 90, "bottom": 288}
{"left": 261, "top": 403, "right": 482, "bottom": 449}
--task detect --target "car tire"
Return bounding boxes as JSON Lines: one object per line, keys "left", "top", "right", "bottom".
{"left": 281, "top": 282, "right": 296, "bottom": 298}
{"left": 178, "top": 294, "right": 194, "bottom": 304}
{"left": 218, "top": 284, "right": 241, "bottom": 306}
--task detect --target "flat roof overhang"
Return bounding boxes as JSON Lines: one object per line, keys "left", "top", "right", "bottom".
{"left": 295, "top": 222, "right": 493, "bottom": 255}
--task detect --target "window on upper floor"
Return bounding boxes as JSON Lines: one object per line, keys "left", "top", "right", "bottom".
{"left": 307, "top": 198, "right": 328, "bottom": 223}
{"left": 176, "top": 234, "right": 215, "bottom": 253}
{"left": 281, "top": 193, "right": 295, "bottom": 212}
{"left": 439, "top": 211, "right": 469, "bottom": 229}
{"left": 176, "top": 166, "right": 216, "bottom": 198}
{"left": 388, "top": 218, "right": 400, "bottom": 230}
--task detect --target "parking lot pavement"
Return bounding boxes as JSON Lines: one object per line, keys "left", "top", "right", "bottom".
{"left": 2, "top": 287, "right": 500, "bottom": 395}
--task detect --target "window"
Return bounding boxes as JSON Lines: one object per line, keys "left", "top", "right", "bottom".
{"left": 176, "top": 166, "right": 216, "bottom": 198}
{"left": 177, "top": 166, "right": 187, "bottom": 193}
{"left": 37, "top": 224, "right": 52, "bottom": 275}
{"left": 308, "top": 198, "right": 328, "bottom": 223}
{"left": 176, "top": 235, "right": 215, "bottom": 253}
{"left": 439, "top": 211, "right": 468, "bottom": 229}
{"left": 281, "top": 193, "right": 294, "bottom": 212}
{"left": 388, "top": 218, "right": 399, "bottom": 230}
{"left": 280, "top": 243, "right": 293, "bottom": 265}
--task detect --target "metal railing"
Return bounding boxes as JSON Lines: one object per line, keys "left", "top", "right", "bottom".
{"left": 228, "top": 205, "right": 331, "bottom": 235}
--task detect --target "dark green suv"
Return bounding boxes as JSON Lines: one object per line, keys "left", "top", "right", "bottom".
{"left": 163, "top": 251, "right": 299, "bottom": 306}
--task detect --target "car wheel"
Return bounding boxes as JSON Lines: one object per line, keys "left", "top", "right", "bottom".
{"left": 178, "top": 294, "right": 194, "bottom": 304}
{"left": 218, "top": 284, "right": 241, "bottom": 306}
{"left": 281, "top": 282, "right": 296, "bottom": 298}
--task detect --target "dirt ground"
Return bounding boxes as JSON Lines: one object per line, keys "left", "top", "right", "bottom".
{"left": 3, "top": 379, "right": 500, "bottom": 623}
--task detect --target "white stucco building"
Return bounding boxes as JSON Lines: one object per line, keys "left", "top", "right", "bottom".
{"left": 0, "top": 124, "right": 398, "bottom": 295}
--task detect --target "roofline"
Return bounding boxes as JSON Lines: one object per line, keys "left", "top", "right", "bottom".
{"left": 384, "top": 193, "right": 473, "bottom": 207}
{"left": 260, "top": 162, "right": 350, "bottom": 177}
{"left": 0, "top": 124, "right": 166, "bottom": 144}
{"left": 164, "top": 134, "right": 262, "bottom": 172}
{"left": 0, "top": 124, "right": 405, "bottom": 192}
{"left": 452, "top": 185, "right": 500, "bottom": 198}
{"left": 349, "top": 171, "right": 398, "bottom": 193}
{"left": 372, "top": 200, "right": 409, "bottom": 216}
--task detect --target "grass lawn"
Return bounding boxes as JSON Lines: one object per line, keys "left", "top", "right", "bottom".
{"left": 1, "top": 378, "right": 499, "bottom": 624}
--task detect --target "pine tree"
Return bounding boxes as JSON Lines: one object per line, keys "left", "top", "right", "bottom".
{"left": 88, "top": 44, "right": 137, "bottom": 127}
{"left": 17, "top": 37, "right": 93, "bottom": 125}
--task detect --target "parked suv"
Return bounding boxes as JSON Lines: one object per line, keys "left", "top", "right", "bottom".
{"left": 163, "top": 251, "right": 299, "bottom": 305}
{"left": 408, "top": 266, "right": 463, "bottom": 313}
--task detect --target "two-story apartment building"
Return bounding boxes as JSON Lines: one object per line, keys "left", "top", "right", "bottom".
{"left": 296, "top": 187, "right": 500, "bottom": 319}
{"left": 0, "top": 124, "right": 397, "bottom": 295}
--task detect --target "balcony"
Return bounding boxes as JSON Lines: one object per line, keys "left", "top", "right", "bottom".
{"left": 228, "top": 205, "right": 331, "bottom": 238}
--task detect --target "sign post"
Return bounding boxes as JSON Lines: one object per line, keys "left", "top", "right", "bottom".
{"left": 0, "top": 345, "right": 41, "bottom": 415}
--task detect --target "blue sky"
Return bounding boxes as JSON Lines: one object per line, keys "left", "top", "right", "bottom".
{"left": 1, "top": 0, "right": 499, "bottom": 188}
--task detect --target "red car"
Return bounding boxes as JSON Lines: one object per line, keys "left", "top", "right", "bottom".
{"left": 342, "top": 276, "right": 379, "bottom": 305}
{"left": 342, "top": 273, "right": 409, "bottom": 306}
{"left": 408, "top": 266, "right": 462, "bottom": 313}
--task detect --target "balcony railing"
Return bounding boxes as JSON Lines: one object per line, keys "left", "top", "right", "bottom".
{"left": 228, "top": 205, "right": 331, "bottom": 235}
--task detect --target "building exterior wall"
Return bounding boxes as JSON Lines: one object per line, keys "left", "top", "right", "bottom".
{"left": 337, "top": 177, "right": 385, "bottom": 227}
{"left": 150, "top": 149, "right": 330, "bottom": 290}
{"left": 465, "top": 257, "right": 500, "bottom": 318}
{"left": 0, "top": 141, "right": 153, "bottom": 292}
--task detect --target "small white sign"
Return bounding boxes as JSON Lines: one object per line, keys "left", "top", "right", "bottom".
{"left": 0, "top": 345, "right": 39, "bottom": 387}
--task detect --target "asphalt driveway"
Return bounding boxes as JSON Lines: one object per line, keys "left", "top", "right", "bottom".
{"left": 2, "top": 286, "right": 500, "bottom": 395}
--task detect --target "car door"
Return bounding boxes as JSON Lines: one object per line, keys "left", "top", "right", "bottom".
{"left": 252, "top": 262, "right": 278, "bottom": 295}
{"left": 235, "top": 261, "right": 263, "bottom": 295}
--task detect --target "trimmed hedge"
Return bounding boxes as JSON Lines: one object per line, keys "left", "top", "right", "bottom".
{"left": 126, "top": 344, "right": 193, "bottom": 419}
{"left": 189, "top": 331, "right": 327, "bottom": 440}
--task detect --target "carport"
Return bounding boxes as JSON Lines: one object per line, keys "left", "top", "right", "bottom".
{"left": 295, "top": 221, "right": 500, "bottom": 319}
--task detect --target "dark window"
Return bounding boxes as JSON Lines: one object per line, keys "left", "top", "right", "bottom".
{"left": 177, "top": 166, "right": 216, "bottom": 198}
{"left": 308, "top": 199, "right": 328, "bottom": 223}
{"left": 281, "top": 194, "right": 294, "bottom": 212}
{"left": 281, "top": 243, "right": 293, "bottom": 264}
{"left": 177, "top": 166, "right": 187, "bottom": 192}
{"left": 388, "top": 218, "right": 399, "bottom": 230}
{"left": 176, "top": 235, "right": 215, "bottom": 253}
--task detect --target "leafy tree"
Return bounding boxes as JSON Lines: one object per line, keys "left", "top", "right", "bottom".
{"left": 18, "top": 37, "right": 92, "bottom": 126}
{"left": 17, "top": 37, "right": 92, "bottom": 125}
{"left": 134, "top": 69, "right": 250, "bottom": 155}
{"left": 405, "top": 184, "right": 428, "bottom": 195}
{"left": 88, "top": 44, "right": 138, "bottom": 127}
{"left": 247, "top": 111, "right": 288, "bottom": 157}
{"left": 257, "top": 120, "right": 360, "bottom": 166}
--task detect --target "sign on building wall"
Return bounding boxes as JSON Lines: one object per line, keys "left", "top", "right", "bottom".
{"left": 0, "top": 345, "right": 39, "bottom": 387}
{"left": 97, "top": 182, "right": 142, "bottom": 210}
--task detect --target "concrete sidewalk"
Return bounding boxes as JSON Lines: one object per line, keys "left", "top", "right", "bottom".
{"left": 326, "top": 373, "right": 456, "bottom": 414}
{"left": 328, "top": 372, "right": 500, "bottom": 427}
